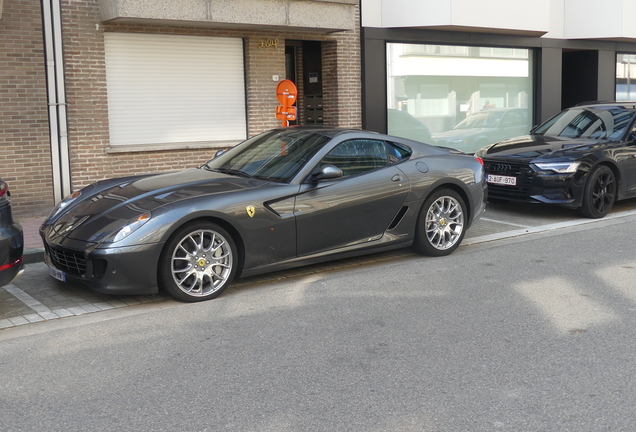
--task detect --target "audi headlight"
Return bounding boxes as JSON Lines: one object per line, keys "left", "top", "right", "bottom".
{"left": 534, "top": 161, "right": 581, "bottom": 174}
{"left": 105, "top": 212, "right": 151, "bottom": 243}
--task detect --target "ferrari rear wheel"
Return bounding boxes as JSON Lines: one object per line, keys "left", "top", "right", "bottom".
{"left": 578, "top": 165, "right": 616, "bottom": 219}
{"left": 159, "top": 221, "right": 237, "bottom": 302}
{"left": 414, "top": 188, "right": 466, "bottom": 257}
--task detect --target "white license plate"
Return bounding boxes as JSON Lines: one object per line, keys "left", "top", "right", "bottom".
{"left": 487, "top": 174, "right": 517, "bottom": 186}
{"left": 48, "top": 264, "right": 66, "bottom": 282}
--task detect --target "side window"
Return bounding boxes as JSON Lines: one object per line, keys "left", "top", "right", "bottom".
{"left": 386, "top": 141, "right": 412, "bottom": 164}
{"left": 321, "top": 139, "right": 388, "bottom": 177}
{"left": 630, "top": 123, "right": 636, "bottom": 142}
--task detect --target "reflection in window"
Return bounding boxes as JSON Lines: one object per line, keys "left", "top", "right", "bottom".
{"left": 207, "top": 130, "right": 330, "bottom": 183}
{"left": 616, "top": 53, "right": 636, "bottom": 101}
{"left": 533, "top": 107, "right": 636, "bottom": 141}
{"left": 386, "top": 141, "right": 412, "bottom": 163}
{"left": 387, "top": 42, "right": 533, "bottom": 154}
{"left": 321, "top": 139, "right": 388, "bottom": 177}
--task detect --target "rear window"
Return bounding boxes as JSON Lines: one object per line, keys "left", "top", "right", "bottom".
{"left": 534, "top": 106, "right": 636, "bottom": 141}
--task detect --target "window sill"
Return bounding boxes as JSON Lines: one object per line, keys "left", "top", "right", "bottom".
{"left": 105, "top": 140, "right": 241, "bottom": 154}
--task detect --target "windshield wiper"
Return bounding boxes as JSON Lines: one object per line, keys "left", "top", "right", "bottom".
{"left": 211, "top": 168, "right": 253, "bottom": 178}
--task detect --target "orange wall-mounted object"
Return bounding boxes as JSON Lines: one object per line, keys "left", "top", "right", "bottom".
{"left": 275, "top": 79, "right": 298, "bottom": 127}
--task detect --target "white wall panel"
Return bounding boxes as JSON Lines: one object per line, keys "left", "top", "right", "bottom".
{"left": 564, "top": 0, "right": 636, "bottom": 40}
{"left": 362, "top": 0, "right": 549, "bottom": 35}
{"left": 450, "top": 0, "right": 549, "bottom": 34}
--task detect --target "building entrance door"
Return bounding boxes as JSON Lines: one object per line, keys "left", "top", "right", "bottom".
{"left": 286, "top": 40, "right": 324, "bottom": 126}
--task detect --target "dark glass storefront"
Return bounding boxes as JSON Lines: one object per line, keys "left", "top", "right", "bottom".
{"left": 362, "top": 28, "right": 636, "bottom": 152}
{"left": 386, "top": 43, "right": 533, "bottom": 153}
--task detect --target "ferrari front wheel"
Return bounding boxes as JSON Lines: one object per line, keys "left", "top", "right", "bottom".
{"left": 159, "top": 221, "right": 237, "bottom": 302}
{"left": 414, "top": 188, "right": 467, "bottom": 257}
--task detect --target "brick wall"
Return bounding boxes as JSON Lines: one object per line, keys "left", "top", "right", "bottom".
{"left": 0, "top": 0, "right": 54, "bottom": 218}
{"left": 59, "top": 0, "right": 361, "bottom": 194}
{"left": 323, "top": 5, "right": 362, "bottom": 128}
{"left": 245, "top": 36, "right": 287, "bottom": 135}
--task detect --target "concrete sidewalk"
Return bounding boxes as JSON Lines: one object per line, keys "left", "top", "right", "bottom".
{"left": 4, "top": 200, "right": 636, "bottom": 330}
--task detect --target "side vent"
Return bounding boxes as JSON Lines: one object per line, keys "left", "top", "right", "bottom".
{"left": 387, "top": 206, "right": 408, "bottom": 230}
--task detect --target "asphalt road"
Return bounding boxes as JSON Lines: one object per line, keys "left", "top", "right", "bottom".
{"left": 2, "top": 214, "right": 636, "bottom": 431}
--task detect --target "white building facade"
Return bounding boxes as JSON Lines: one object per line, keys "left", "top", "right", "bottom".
{"left": 361, "top": 0, "right": 636, "bottom": 153}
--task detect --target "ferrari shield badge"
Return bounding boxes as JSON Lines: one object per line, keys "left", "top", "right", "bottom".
{"left": 246, "top": 205, "right": 255, "bottom": 218}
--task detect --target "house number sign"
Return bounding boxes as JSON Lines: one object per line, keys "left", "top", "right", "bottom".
{"left": 258, "top": 38, "right": 279, "bottom": 48}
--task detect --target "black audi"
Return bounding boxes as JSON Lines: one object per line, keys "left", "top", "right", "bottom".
{"left": 475, "top": 102, "right": 636, "bottom": 218}
{"left": 41, "top": 127, "right": 486, "bottom": 302}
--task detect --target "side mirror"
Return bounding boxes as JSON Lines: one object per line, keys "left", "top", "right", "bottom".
{"left": 214, "top": 149, "right": 226, "bottom": 158}
{"left": 312, "top": 164, "right": 343, "bottom": 181}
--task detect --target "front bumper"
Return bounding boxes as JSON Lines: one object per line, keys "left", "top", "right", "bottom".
{"left": 0, "top": 220, "right": 23, "bottom": 287}
{"left": 484, "top": 160, "right": 586, "bottom": 207}
{"left": 41, "top": 231, "right": 165, "bottom": 295}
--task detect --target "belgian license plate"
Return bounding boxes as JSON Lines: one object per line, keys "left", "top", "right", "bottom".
{"left": 48, "top": 264, "right": 66, "bottom": 282}
{"left": 487, "top": 174, "right": 517, "bottom": 186}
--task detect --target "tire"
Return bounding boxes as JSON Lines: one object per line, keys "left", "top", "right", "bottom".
{"left": 578, "top": 165, "right": 616, "bottom": 219}
{"left": 414, "top": 188, "right": 467, "bottom": 257}
{"left": 158, "top": 221, "right": 238, "bottom": 302}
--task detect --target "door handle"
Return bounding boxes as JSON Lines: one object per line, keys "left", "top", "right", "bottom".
{"left": 391, "top": 174, "right": 403, "bottom": 182}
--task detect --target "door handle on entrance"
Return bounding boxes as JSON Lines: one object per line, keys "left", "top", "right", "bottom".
{"left": 391, "top": 174, "right": 403, "bottom": 182}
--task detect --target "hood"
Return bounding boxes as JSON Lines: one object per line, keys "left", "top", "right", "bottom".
{"left": 48, "top": 168, "right": 267, "bottom": 242}
{"left": 481, "top": 134, "right": 606, "bottom": 160}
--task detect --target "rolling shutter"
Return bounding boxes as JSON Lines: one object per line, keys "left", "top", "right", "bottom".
{"left": 104, "top": 32, "right": 246, "bottom": 147}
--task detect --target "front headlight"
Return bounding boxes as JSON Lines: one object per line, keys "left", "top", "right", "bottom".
{"left": 534, "top": 161, "right": 581, "bottom": 174}
{"left": 48, "top": 190, "right": 82, "bottom": 220}
{"left": 105, "top": 212, "right": 151, "bottom": 243}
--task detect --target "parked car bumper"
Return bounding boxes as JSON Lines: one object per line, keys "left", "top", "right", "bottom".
{"left": 40, "top": 228, "right": 165, "bottom": 295}
{"left": 0, "top": 221, "right": 24, "bottom": 287}
{"left": 484, "top": 159, "right": 586, "bottom": 207}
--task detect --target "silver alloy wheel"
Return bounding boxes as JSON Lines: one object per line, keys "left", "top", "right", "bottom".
{"left": 170, "top": 229, "right": 233, "bottom": 297}
{"left": 425, "top": 195, "right": 465, "bottom": 250}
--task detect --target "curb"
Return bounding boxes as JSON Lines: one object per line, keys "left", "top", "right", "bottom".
{"left": 23, "top": 248, "right": 45, "bottom": 265}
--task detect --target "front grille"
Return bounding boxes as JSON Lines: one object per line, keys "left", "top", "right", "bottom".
{"left": 484, "top": 159, "right": 535, "bottom": 199}
{"left": 47, "top": 245, "right": 87, "bottom": 276}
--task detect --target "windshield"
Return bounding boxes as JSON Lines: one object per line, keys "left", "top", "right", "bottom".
{"left": 203, "top": 129, "right": 331, "bottom": 183}
{"left": 533, "top": 106, "right": 636, "bottom": 141}
{"left": 454, "top": 111, "right": 504, "bottom": 129}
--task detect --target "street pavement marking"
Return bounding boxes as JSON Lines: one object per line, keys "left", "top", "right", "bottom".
{"left": 479, "top": 217, "right": 530, "bottom": 228}
{"left": 466, "top": 208, "right": 636, "bottom": 245}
